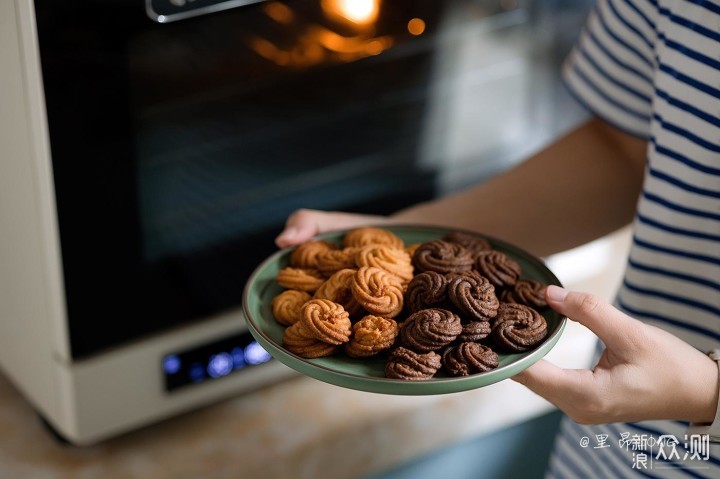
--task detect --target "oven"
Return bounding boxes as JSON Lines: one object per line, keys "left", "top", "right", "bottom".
{"left": 0, "top": 0, "right": 591, "bottom": 444}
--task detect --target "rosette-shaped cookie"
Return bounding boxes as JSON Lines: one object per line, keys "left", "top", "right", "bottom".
{"left": 385, "top": 347, "right": 442, "bottom": 380}
{"left": 442, "top": 231, "right": 492, "bottom": 257}
{"left": 290, "top": 240, "right": 339, "bottom": 269}
{"left": 405, "top": 271, "right": 449, "bottom": 313}
{"left": 316, "top": 248, "right": 359, "bottom": 277}
{"left": 271, "top": 290, "right": 312, "bottom": 326}
{"left": 313, "top": 268, "right": 363, "bottom": 316}
{"left": 399, "top": 308, "right": 462, "bottom": 352}
{"left": 300, "top": 299, "right": 352, "bottom": 345}
{"left": 343, "top": 227, "right": 404, "bottom": 249}
{"left": 447, "top": 270, "right": 500, "bottom": 321}
{"left": 491, "top": 303, "right": 548, "bottom": 352}
{"left": 442, "top": 342, "right": 499, "bottom": 376}
{"left": 474, "top": 251, "right": 521, "bottom": 289}
{"left": 354, "top": 245, "right": 413, "bottom": 284}
{"left": 351, "top": 267, "right": 404, "bottom": 318}
{"left": 282, "top": 321, "right": 338, "bottom": 358}
{"left": 412, "top": 240, "right": 474, "bottom": 274}
{"left": 457, "top": 320, "right": 492, "bottom": 342}
{"left": 276, "top": 267, "right": 325, "bottom": 292}
{"left": 345, "top": 315, "right": 399, "bottom": 358}
{"left": 502, "top": 279, "right": 548, "bottom": 309}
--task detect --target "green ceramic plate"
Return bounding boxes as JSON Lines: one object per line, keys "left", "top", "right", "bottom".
{"left": 243, "top": 225, "right": 565, "bottom": 395}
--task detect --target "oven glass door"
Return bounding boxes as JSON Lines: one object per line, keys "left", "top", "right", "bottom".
{"left": 35, "top": 0, "right": 590, "bottom": 358}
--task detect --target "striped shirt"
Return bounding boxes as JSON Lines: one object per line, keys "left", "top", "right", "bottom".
{"left": 547, "top": 0, "right": 720, "bottom": 477}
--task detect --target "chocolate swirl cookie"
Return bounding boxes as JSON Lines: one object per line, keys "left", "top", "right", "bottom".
{"left": 442, "top": 342, "right": 499, "bottom": 376}
{"left": 405, "top": 271, "right": 449, "bottom": 313}
{"left": 385, "top": 347, "right": 442, "bottom": 380}
{"left": 399, "top": 308, "right": 462, "bottom": 352}
{"left": 345, "top": 315, "right": 399, "bottom": 358}
{"left": 447, "top": 270, "right": 500, "bottom": 321}
{"left": 442, "top": 231, "right": 492, "bottom": 257}
{"left": 351, "top": 267, "right": 404, "bottom": 318}
{"left": 491, "top": 303, "right": 548, "bottom": 352}
{"left": 474, "top": 251, "right": 521, "bottom": 289}
{"left": 457, "top": 320, "right": 492, "bottom": 342}
{"left": 300, "top": 299, "right": 352, "bottom": 345}
{"left": 502, "top": 279, "right": 548, "bottom": 309}
{"left": 412, "top": 240, "right": 474, "bottom": 274}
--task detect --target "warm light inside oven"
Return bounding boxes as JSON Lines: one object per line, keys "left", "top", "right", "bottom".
{"left": 321, "top": 0, "right": 381, "bottom": 27}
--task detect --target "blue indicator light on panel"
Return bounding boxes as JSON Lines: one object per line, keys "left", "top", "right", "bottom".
{"left": 231, "top": 347, "right": 246, "bottom": 370}
{"left": 207, "top": 352, "right": 233, "bottom": 378}
{"left": 163, "top": 354, "right": 181, "bottom": 375}
{"left": 189, "top": 363, "right": 206, "bottom": 383}
{"left": 244, "top": 341, "right": 272, "bottom": 365}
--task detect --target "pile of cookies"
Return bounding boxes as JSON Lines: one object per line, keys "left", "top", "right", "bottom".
{"left": 270, "top": 227, "right": 549, "bottom": 380}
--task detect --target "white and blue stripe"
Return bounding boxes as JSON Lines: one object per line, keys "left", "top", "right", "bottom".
{"left": 549, "top": 0, "right": 720, "bottom": 477}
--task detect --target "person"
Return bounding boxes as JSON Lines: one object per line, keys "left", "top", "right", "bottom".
{"left": 275, "top": 0, "right": 719, "bottom": 476}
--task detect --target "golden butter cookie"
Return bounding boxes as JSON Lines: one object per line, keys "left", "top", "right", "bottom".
{"left": 282, "top": 321, "right": 338, "bottom": 358}
{"left": 354, "top": 245, "right": 414, "bottom": 284}
{"left": 316, "top": 247, "right": 359, "bottom": 277}
{"left": 344, "top": 315, "right": 399, "bottom": 358}
{"left": 351, "top": 266, "right": 404, "bottom": 318}
{"left": 271, "top": 290, "right": 312, "bottom": 326}
{"left": 276, "top": 267, "right": 325, "bottom": 292}
{"left": 300, "top": 299, "right": 352, "bottom": 345}
{"left": 290, "top": 240, "right": 339, "bottom": 269}
{"left": 313, "top": 268, "right": 363, "bottom": 316}
{"left": 343, "top": 227, "right": 404, "bottom": 249}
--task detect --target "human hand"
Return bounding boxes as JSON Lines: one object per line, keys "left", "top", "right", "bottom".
{"left": 275, "top": 209, "right": 389, "bottom": 248}
{"left": 512, "top": 286, "right": 719, "bottom": 425}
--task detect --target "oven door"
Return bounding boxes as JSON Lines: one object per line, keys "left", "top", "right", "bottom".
{"left": 35, "top": 0, "right": 589, "bottom": 358}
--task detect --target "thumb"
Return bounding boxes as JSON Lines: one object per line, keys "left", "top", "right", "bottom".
{"left": 545, "top": 285, "right": 640, "bottom": 350}
{"left": 512, "top": 359, "right": 593, "bottom": 406}
{"left": 275, "top": 210, "right": 323, "bottom": 248}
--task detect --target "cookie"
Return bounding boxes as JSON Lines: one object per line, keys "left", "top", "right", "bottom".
{"left": 405, "top": 271, "right": 449, "bottom": 314}
{"left": 351, "top": 266, "right": 404, "bottom": 318}
{"left": 300, "top": 299, "right": 352, "bottom": 345}
{"left": 447, "top": 270, "right": 500, "bottom": 321}
{"left": 502, "top": 279, "right": 548, "bottom": 309}
{"left": 316, "top": 248, "right": 360, "bottom": 277}
{"left": 354, "top": 245, "right": 413, "bottom": 284}
{"left": 442, "top": 342, "right": 499, "bottom": 376}
{"left": 399, "top": 308, "right": 462, "bottom": 352}
{"left": 442, "top": 231, "right": 492, "bottom": 257}
{"left": 344, "top": 315, "right": 399, "bottom": 358}
{"left": 282, "top": 321, "right": 339, "bottom": 358}
{"left": 474, "top": 251, "right": 521, "bottom": 289}
{"left": 313, "top": 268, "right": 363, "bottom": 316}
{"left": 290, "top": 240, "right": 339, "bottom": 269}
{"left": 491, "top": 303, "right": 548, "bottom": 352}
{"left": 271, "top": 290, "right": 312, "bottom": 326}
{"left": 385, "top": 347, "right": 442, "bottom": 380}
{"left": 457, "top": 320, "right": 492, "bottom": 342}
{"left": 412, "top": 240, "right": 474, "bottom": 274}
{"left": 276, "top": 267, "right": 325, "bottom": 292}
{"left": 343, "top": 227, "right": 404, "bottom": 249}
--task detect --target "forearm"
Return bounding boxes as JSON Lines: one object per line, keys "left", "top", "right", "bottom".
{"left": 392, "top": 117, "right": 647, "bottom": 257}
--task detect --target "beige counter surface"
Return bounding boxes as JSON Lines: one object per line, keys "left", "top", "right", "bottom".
{"left": 0, "top": 230, "right": 630, "bottom": 479}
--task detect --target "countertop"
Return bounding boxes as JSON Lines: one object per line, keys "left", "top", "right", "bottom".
{"left": 0, "top": 229, "right": 631, "bottom": 479}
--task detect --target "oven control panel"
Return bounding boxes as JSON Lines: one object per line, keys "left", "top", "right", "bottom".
{"left": 162, "top": 331, "right": 273, "bottom": 392}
